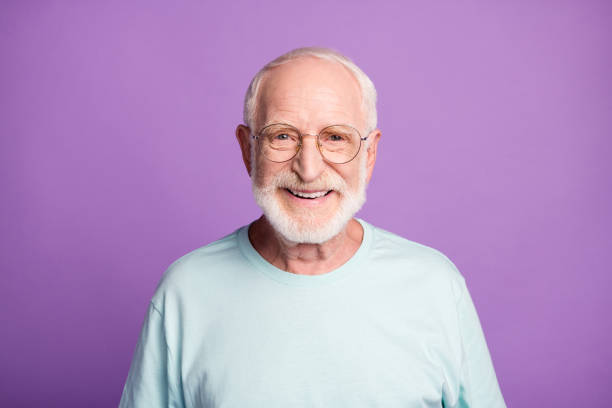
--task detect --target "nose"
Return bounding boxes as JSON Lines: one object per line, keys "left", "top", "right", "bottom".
{"left": 291, "top": 135, "right": 326, "bottom": 183}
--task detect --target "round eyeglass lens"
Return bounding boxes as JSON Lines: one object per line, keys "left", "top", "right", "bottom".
{"left": 318, "top": 125, "right": 361, "bottom": 164}
{"left": 259, "top": 124, "right": 301, "bottom": 162}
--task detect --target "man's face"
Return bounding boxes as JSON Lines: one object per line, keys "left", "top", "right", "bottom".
{"left": 246, "top": 57, "right": 378, "bottom": 244}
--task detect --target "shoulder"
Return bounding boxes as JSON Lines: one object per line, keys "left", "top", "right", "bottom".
{"left": 151, "top": 226, "right": 248, "bottom": 306}
{"left": 166, "top": 228, "right": 242, "bottom": 276}
{"left": 363, "top": 220, "right": 466, "bottom": 297}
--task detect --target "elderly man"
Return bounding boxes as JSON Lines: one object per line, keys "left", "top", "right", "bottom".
{"left": 120, "top": 47, "right": 506, "bottom": 407}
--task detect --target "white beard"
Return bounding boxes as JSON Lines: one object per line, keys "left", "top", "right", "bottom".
{"left": 251, "top": 152, "right": 368, "bottom": 244}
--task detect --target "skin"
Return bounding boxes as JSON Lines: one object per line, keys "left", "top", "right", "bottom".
{"left": 235, "top": 57, "right": 381, "bottom": 275}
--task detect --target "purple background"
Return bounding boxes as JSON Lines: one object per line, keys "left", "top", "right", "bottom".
{"left": 1, "top": 1, "right": 610, "bottom": 406}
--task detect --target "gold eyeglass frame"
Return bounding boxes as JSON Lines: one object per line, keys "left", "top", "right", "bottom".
{"left": 251, "top": 123, "right": 369, "bottom": 164}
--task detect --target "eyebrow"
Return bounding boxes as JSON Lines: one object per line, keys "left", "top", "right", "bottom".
{"left": 259, "top": 122, "right": 360, "bottom": 133}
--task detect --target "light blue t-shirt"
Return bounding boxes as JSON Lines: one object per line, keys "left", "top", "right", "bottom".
{"left": 120, "top": 219, "right": 505, "bottom": 407}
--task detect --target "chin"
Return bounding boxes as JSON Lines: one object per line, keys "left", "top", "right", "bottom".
{"left": 271, "top": 212, "right": 350, "bottom": 244}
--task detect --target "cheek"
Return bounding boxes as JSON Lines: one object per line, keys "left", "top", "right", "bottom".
{"left": 336, "top": 165, "right": 362, "bottom": 191}
{"left": 254, "top": 169, "right": 270, "bottom": 188}
{"left": 253, "top": 157, "right": 285, "bottom": 186}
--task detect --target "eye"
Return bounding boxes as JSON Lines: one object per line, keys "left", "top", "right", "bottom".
{"left": 275, "top": 133, "right": 290, "bottom": 140}
{"left": 323, "top": 132, "right": 349, "bottom": 143}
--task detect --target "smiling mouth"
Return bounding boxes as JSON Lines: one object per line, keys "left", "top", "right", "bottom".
{"left": 285, "top": 188, "right": 333, "bottom": 199}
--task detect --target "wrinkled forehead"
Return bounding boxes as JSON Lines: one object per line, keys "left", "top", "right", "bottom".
{"left": 255, "top": 57, "right": 365, "bottom": 132}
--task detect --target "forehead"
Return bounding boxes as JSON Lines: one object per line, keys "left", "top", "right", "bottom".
{"left": 256, "top": 57, "right": 365, "bottom": 132}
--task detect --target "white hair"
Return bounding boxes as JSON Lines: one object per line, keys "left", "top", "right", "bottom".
{"left": 243, "top": 47, "right": 378, "bottom": 135}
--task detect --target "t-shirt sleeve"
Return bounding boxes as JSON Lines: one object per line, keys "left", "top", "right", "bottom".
{"left": 451, "top": 278, "right": 506, "bottom": 408}
{"left": 119, "top": 301, "right": 183, "bottom": 408}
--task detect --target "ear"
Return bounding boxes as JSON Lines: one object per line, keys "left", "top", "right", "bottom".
{"left": 364, "top": 129, "right": 381, "bottom": 184}
{"left": 235, "top": 124, "right": 253, "bottom": 176}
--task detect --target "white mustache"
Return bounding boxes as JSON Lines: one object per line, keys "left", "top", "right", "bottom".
{"left": 257, "top": 169, "right": 348, "bottom": 194}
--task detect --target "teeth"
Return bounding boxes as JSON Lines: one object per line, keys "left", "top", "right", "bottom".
{"left": 289, "top": 189, "right": 329, "bottom": 199}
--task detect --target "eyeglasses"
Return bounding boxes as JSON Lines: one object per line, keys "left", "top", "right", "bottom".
{"left": 252, "top": 123, "right": 368, "bottom": 164}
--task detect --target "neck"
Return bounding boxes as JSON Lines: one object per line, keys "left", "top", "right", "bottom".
{"left": 248, "top": 215, "right": 363, "bottom": 275}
